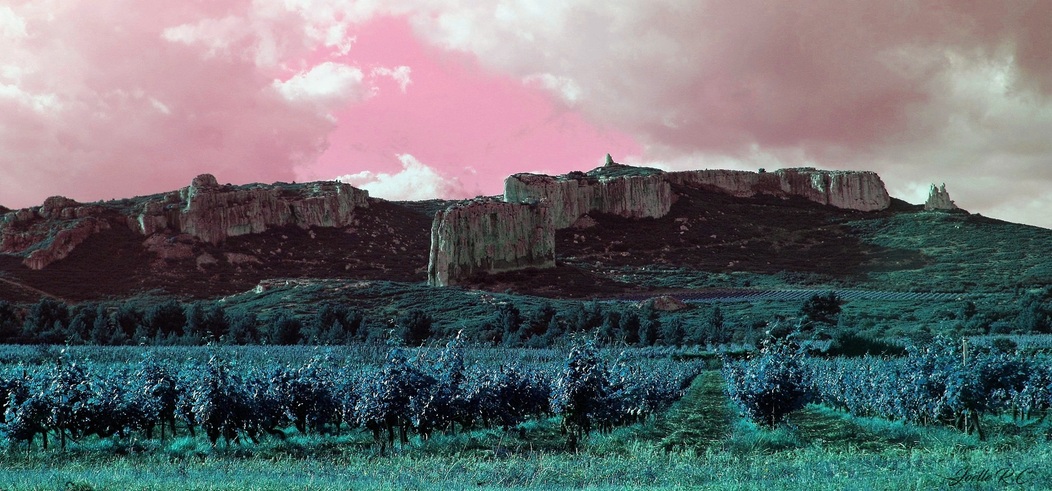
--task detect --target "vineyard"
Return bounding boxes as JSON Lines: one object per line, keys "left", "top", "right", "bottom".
{"left": 724, "top": 338, "right": 1052, "bottom": 438}
{"left": 619, "top": 289, "right": 982, "bottom": 303}
{"left": 0, "top": 339, "right": 700, "bottom": 453}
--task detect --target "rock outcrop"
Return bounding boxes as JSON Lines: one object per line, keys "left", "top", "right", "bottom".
{"left": 428, "top": 199, "right": 554, "bottom": 287}
{"left": 666, "top": 167, "right": 891, "bottom": 211}
{"left": 134, "top": 174, "right": 369, "bottom": 244}
{"left": 504, "top": 164, "right": 673, "bottom": 229}
{"left": 0, "top": 196, "right": 111, "bottom": 270}
{"left": 504, "top": 165, "right": 890, "bottom": 233}
{"left": 924, "top": 183, "right": 959, "bottom": 211}
{"left": 642, "top": 295, "right": 692, "bottom": 312}
{"left": 422, "top": 163, "right": 889, "bottom": 288}
{"left": 0, "top": 175, "right": 370, "bottom": 269}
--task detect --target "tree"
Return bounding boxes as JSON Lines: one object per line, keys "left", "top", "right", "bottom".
{"left": 661, "top": 318, "right": 686, "bottom": 346}
{"left": 112, "top": 305, "right": 143, "bottom": 343}
{"left": 21, "top": 298, "right": 69, "bottom": 343}
{"left": 269, "top": 313, "right": 302, "bottom": 345}
{"left": 701, "top": 306, "right": 728, "bottom": 346}
{"left": 621, "top": 312, "right": 641, "bottom": 345}
{"left": 396, "top": 309, "right": 433, "bottom": 347}
{"left": 524, "top": 304, "right": 557, "bottom": 340}
{"left": 202, "top": 304, "right": 230, "bottom": 341}
{"left": 544, "top": 315, "right": 566, "bottom": 345}
{"left": 225, "top": 311, "right": 260, "bottom": 344}
{"left": 89, "top": 306, "right": 111, "bottom": 345}
{"left": 183, "top": 303, "right": 207, "bottom": 345}
{"left": 497, "top": 304, "right": 523, "bottom": 347}
{"left": 638, "top": 317, "right": 658, "bottom": 347}
{"left": 1013, "top": 295, "right": 1049, "bottom": 334}
{"left": 64, "top": 304, "right": 92, "bottom": 344}
{"left": 0, "top": 301, "right": 22, "bottom": 342}
{"left": 800, "top": 292, "right": 843, "bottom": 328}
{"left": 146, "top": 301, "right": 186, "bottom": 338}
{"left": 302, "top": 303, "right": 337, "bottom": 344}
{"left": 569, "top": 302, "right": 603, "bottom": 333}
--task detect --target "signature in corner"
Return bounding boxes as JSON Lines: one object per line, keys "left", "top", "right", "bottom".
{"left": 944, "top": 466, "right": 1038, "bottom": 487}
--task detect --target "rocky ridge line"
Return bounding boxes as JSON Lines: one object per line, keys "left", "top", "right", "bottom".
{"left": 0, "top": 175, "right": 369, "bottom": 270}
{"left": 504, "top": 165, "right": 890, "bottom": 233}
{"left": 428, "top": 163, "right": 893, "bottom": 286}
{"left": 665, "top": 167, "right": 891, "bottom": 212}
{"left": 134, "top": 174, "right": 369, "bottom": 244}
{"left": 504, "top": 167, "right": 673, "bottom": 229}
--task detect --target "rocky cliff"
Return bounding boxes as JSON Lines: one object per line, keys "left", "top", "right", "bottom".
{"left": 134, "top": 174, "right": 369, "bottom": 244}
{"left": 0, "top": 196, "right": 111, "bottom": 270}
{"left": 924, "top": 183, "right": 959, "bottom": 211}
{"left": 665, "top": 167, "right": 891, "bottom": 211}
{"left": 504, "top": 164, "right": 673, "bottom": 229}
{"left": 502, "top": 165, "right": 891, "bottom": 233}
{"left": 428, "top": 198, "right": 555, "bottom": 287}
{"left": 0, "top": 175, "right": 370, "bottom": 269}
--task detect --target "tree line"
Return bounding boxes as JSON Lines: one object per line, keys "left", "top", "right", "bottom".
{"left": 0, "top": 299, "right": 379, "bottom": 346}
{"left": 0, "top": 298, "right": 740, "bottom": 348}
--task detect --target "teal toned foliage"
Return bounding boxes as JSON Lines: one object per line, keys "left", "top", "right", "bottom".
{"left": 0, "top": 343, "right": 698, "bottom": 454}
{"left": 723, "top": 339, "right": 812, "bottom": 428}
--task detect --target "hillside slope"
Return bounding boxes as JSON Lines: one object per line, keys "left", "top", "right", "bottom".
{"left": 2, "top": 170, "right": 1050, "bottom": 303}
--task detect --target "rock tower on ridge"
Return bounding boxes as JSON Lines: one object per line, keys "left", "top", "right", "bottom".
{"left": 924, "top": 183, "right": 959, "bottom": 211}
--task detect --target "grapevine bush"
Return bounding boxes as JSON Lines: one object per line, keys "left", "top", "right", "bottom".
{"left": 0, "top": 342, "right": 698, "bottom": 452}
{"left": 722, "top": 339, "right": 812, "bottom": 428}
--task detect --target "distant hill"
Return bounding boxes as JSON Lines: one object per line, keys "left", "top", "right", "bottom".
{"left": 1, "top": 167, "right": 1049, "bottom": 305}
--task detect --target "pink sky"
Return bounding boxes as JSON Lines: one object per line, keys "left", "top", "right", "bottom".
{"left": 3, "top": 1, "right": 1052, "bottom": 228}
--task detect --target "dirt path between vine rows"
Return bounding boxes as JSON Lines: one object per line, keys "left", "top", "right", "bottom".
{"left": 653, "top": 370, "right": 736, "bottom": 451}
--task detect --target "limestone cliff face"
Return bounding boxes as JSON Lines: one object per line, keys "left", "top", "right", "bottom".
{"left": 504, "top": 167, "right": 673, "bottom": 229}
{"left": 924, "top": 183, "right": 959, "bottom": 211}
{"left": 428, "top": 199, "right": 554, "bottom": 287}
{"left": 0, "top": 175, "right": 370, "bottom": 269}
{"left": 503, "top": 166, "right": 888, "bottom": 232}
{"left": 0, "top": 196, "right": 110, "bottom": 270}
{"left": 666, "top": 168, "right": 891, "bottom": 211}
{"left": 135, "top": 174, "right": 370, "bottom": 244}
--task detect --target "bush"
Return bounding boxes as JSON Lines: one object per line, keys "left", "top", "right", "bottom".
{"left": 824, "top": 331, "right": 907, "bottom": 357}
{"left": 396, "top": 310, "right": 433, "bottom": 347}
{"left": 800, "top": 292, "right": 843, "bottom": 327}
{"left": 269, "top": 313, "right": 302, "bottom": 345}
{"left": 723, "top": 339, "right": 812, "bottom": 428}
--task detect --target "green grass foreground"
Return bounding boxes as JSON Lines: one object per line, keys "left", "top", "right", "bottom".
{"left": 3, "top": 372, "right": 1051, "bottom": 491}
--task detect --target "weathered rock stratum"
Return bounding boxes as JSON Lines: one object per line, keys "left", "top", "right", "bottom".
{"left": 134, "top": 174, "right": 369, "bottom": 244}
{"left": 0, "top": 196, "right": 111, "bottom": 270}
{"left": 504, "top": 165, "right": 673, "bottom": 229}
{"left": 665, "top": 167, "right": 891, "bottom": 212}
{"left": 428, "top": 199, "right": 555, "bottom": 287}
{"left": 0, "top": 175, "right": 370, "bottom": 269}
{"left": 502, "top": 165, "right": 891, "bottom": 233}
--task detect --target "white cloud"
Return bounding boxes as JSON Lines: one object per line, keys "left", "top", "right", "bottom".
{"left": 336, "top": 154, "right": 458, "bottom": 200}
{"left": 523, "top": 73, "right": 581, "bottom": 103}
{"left": 0, "top": 82, "right": 60, "bottom": 113}
{"left": 162, "top": 16, "right": 250, "bottom": 59}
{"left": 371, "top": 66, "right": 412, "bottom": 93}
{"left": 273, "top": 61, "right": 365, "bottom": 106}
{"left": 0, "top": 6, "right": 27, "bottom": 40}
{"left": 387, "top": 1, "right": 1052, "bottom": 228}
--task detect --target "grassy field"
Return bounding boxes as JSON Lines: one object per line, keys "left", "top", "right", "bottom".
{"left": 3, "top": 370, "right": 1051, "bottom": 490}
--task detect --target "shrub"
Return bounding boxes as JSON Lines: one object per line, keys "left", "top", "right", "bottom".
{"left": 824, "top": 330, "right": 907, "bottom": 357}
{"left": 723, "top": 339, "right": 812, "bottom": 428}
